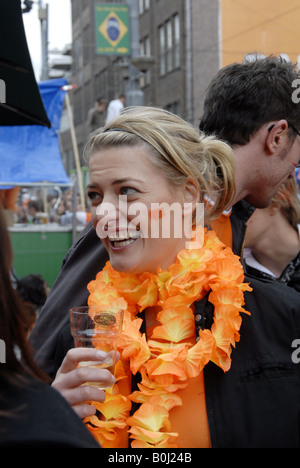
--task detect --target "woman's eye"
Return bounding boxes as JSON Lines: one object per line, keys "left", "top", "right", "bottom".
{"left": 120, "top": 187, "right": 138, "bottom": 196}
{"left": 87, "top": 191, "right": 102, "bottom": 202}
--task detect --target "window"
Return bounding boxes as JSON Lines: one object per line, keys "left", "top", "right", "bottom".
{"left": 140, "top": 36, "right": 151, "bottom": 86}
{"left": 139, "top": 0, "right": 144, "bottom": 14}
{"left": 174, "top": 14, "right": 180, "bottom": 68}
{"left": 158, "top": 14, "right": 180, "bottom": 76}
{"left": 165, "top": 101, "right": 181, "bottom": 117}
{"left": 159, "top": 25, "right": 165, "bottom": 75}
{"left": 139, "top": 0, "right": 149, "bottom": 15}
{"left": 166, "top": 20, "right": 172, "bottom": 72}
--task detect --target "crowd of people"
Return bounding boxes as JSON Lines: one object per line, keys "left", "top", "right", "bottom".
{"left": 1, "top": 56, "right": 300, "bottom": 449}
{"left": 15, "top": 188, "right": 90, "bottom": 227}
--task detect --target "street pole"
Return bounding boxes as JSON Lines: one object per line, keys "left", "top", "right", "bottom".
{"left": 38, "top": 0, "right": 48, "bottom": 81}
{"left": 63, "top": 86, "right": 86, "bottom": 213}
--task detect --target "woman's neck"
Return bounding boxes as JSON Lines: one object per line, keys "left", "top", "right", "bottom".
{"left": 252, "top": 221, "right": 300, "bottom": 278}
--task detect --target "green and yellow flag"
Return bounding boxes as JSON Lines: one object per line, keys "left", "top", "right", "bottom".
{"left": 94, "top": 3, "right": 131, "bottom": 56}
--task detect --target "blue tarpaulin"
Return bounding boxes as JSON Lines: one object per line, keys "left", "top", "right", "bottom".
{"left": 0, "top": 78, "right": 70, "bottom": 186}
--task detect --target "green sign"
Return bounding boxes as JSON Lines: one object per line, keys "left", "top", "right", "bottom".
{"left": 94, "top": 3, "right": 131, "bottom": 56}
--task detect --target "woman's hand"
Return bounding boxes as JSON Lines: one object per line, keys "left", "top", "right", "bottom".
{"left": 52, "top": 348, "right": 116, "bottom": 419}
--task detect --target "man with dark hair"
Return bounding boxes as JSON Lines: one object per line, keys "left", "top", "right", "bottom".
{"left": 200, "top": 56, "right": 300, "bottom": 210}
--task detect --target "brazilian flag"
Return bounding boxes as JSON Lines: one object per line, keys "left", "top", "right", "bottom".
{"left": 94, "top": 3, "right": 131, "bottom": 56}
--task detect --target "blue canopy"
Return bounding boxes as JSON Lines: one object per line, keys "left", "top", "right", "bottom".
{"left": 0, "top": 78, "right": 70, "bottom": 186}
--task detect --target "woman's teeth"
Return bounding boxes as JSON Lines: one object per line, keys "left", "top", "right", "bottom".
{"left": 109, "top": 232, "right": 140, "bottom": 248}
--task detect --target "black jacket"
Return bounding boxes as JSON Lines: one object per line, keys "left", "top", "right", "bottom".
{"left": 245, "top": 252, "right": 300, "bottom": 293}
{"left": 30, "top": 202, "right": 300, "bottom": 447}
{"left": 0, "top": 375, "right": 100, "bottom": 447}
{"left": 199, "top": 276, "right": 300, "bottom": 448}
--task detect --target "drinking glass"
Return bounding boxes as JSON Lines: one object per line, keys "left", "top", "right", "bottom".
{"left": 70, "top": 306, "right": 123, "bottom": 388}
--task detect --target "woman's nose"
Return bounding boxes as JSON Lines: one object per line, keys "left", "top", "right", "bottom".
{"left": 95, "top": 195, "right": 128, "bottom": 238}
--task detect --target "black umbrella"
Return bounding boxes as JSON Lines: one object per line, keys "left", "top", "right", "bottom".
{"left": 0, "top": 0, "right": 51, "bottom": 127}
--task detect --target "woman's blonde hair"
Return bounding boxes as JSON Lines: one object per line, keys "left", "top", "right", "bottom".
{"left": 84, "top": 106, "right": 236, "bottom": 221}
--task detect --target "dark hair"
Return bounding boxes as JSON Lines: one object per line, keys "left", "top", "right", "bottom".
{"left": 199, "top": 55, "right": 300, "bottom": 146}
{"left": 17, "top": 274, "right": 47, "bottom": 307}
{"left": 96, "top": 96, "right": 108, "bottom": 105}
{"left": 0, "top": 209, "right": 48, "bottom": 382}
{"left": 28, "top": 200, "right": 42, "bottom": 211}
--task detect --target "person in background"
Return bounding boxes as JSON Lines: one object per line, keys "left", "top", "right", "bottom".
{"left": 105, "top": 94, "right": 126, "bottom": 124}
{"left": 244, "top": 177, "right": 300, "bottom": 292}
{"left": 16, "top": 274, "right": 49, "bottom": 333}
{"left": 86, "top": 97, "right": 108, "bottom": 135}
{"left": 200, "top": 55, "right": 300, "bottom": 252}
{"left": 0, "top": 208, "right": 100, "bottom": 448}
{"left": 26, "top": 200, "right": 42, "bottom": 224}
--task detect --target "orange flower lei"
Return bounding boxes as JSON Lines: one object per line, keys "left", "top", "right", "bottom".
{"left": 84, "top": 229, "right": 252, "bottom": 448}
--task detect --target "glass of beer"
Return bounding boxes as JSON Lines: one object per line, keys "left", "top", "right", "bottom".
{"left": 70, "top": 306, "right": 123, "bottom": 389}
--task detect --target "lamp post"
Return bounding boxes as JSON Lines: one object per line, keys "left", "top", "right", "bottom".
{"left": 38, "top": 0, "right": 49, "bottom": 81}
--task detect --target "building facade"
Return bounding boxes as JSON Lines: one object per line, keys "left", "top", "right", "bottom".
{"left": 61, "top": 0, "right": 300, "bottom": 173}
{"left": 61, "top": 0, "right": 221, "bottom": 170}
{"left": 221, "top": 0, "right": 300, "bottom": 67}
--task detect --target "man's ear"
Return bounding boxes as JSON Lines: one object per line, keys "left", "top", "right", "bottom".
{"left": 265, "top": 120, "right": 289, "bottom": 154}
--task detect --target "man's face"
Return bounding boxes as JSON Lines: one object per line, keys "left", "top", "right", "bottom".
{"left": 244, "top": 127, "right": 300, "bottom": 209}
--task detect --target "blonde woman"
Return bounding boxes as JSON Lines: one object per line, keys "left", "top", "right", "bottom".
{"left": 244, "top": 177, "right": 300, "bottom": 290}
{"left": 51, "top": 107, "right": 300, "bottom": 448}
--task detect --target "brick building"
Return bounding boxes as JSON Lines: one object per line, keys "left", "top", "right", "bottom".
{"left": 60, "top": 0, "right": 221, "bottom": 171}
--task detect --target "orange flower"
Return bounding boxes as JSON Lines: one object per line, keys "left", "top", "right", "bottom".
{"left": 131, "top": 436, "right": 179, "bottom": 449}
{"left": 150, "top": 316, "right": 194, "bottom": 343}
{"left": 129, "top": 390, "right": 182, "bottom": 411}
{"left": 207, "top": 253, "right": 245, "bottom": 285}
{"left": 138, "top": 367, "right": 188, "bottom": 393}
{"left": 184, "top": 329, "right": 215, "bottom": 378}
{"left": 146, "top": 346, "right": 188, "bottom": 379}
{"left": 84, "top": 393, "right": 131, "bottom": 447}
{"left": 210, "top": 319, "right": 233, "bottom": 372}
{"left": 127, "top": 401, "right": 171, "bottom": 433}
{"left": 117, "top": 312, "right": 151, "bottom": 374}
{"left": 90, "top": 393, "right": 131, "bottom": 421}
{"left": 156, "top": 305, "right": 194, "bottom": 324}
{"left": 129, "top": 426, "right": 178, "bottom": 448}
{"left": 113, "top": 272, "right": 158, "bottom": 311}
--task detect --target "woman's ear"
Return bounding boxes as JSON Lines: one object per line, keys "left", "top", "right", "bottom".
{"left": 183, "top": 177, "right": 200, "bottom": 207}
{"left": 181, "top": 177, "right": 201, "bottom": 226}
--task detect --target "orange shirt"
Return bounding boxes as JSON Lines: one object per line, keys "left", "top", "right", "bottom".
{"left": 210, "top": 211, "right": 233, "bottom": 248}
